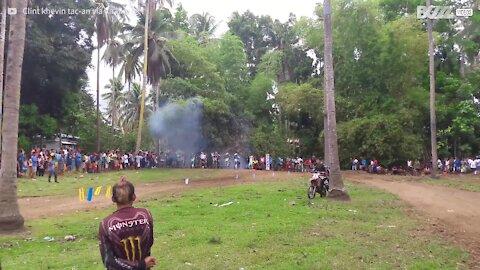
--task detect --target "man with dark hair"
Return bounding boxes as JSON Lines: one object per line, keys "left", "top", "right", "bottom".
{"left": 99, "top": 177, "right": 156, "bottom": 269}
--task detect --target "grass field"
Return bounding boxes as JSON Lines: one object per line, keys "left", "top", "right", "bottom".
{"left": 16, "top": 169, "right": 233, "bottom": 198}
{"left": 421, "top": 175, "right": 480, "bottom": 192}
{"left": 0, "top": 173, "right": 467, "bottom": 270}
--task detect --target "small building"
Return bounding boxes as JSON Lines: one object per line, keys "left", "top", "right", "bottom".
{"left": 40, "top": 134, "right": 79, "bottom": 150}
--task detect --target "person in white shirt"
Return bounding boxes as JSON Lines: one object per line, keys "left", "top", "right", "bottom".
{"left": 353, "top": 158, "right": 359, "bottom": 171}
{"left": 475, "top": 157, "right": 480, "bottom": 175}
{"left": 105, "top": 154, "right": 110, "bottom": 170}
{"left": 123, "top": 154, "right": 129, "bottom": 170}
{"left": 468, "top": 158, "right": 476, "bottom": 174}
{"left": 135, "top": 153, "right": 143, "bottom": 169}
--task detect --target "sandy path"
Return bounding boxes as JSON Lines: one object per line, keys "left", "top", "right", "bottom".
{"left": 345, "top": 172, "right": 480, "bottom": 268}
{"left": 18, "top": 170, "right": 296, "bottom": 220}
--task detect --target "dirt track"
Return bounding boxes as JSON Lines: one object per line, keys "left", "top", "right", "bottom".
{"left": 345, "top": 171, "right": 480, "bottom": 268}
{"left": 18, "top": 170, "right": 295, "bottom": 220}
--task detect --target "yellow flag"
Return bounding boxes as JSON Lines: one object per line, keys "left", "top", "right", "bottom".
{"left": 94, "top": 186, "right": 102, "bottom": 196}
{"left": 79, "top": 187, "right": 85, "bottom": 201}
{"left": 105, "top": 185, "right": 112, "bottom": 198}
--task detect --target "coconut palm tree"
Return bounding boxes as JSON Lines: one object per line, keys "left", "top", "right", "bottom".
{"left": 127, "top": 9, "right": 178, "bottom": 152}
{"left": 121, "top": 82, "right": 152, "bottom": 132}
{"left": 189, "top": 12, "right": 220, "bottom": 44}
{"left": 0, "top": 0, "right": 27, "bottom": 232}
{"left": 102, "top": 78, "right": 126, "bottom": 128}
{"left": 93, "top": 0, "right": 126, "bottom": 151}
{"left": 426, "top": 0, "right": 438, "bottom": 178}
{"left": 323, "top": 0, "right": 349, "bottom": 200}
{"left": 135, "top": 0, "right": 173, "bottom": 152}
{"left": 128, "top": 9, "right": 178, "bottom": 109}
{"left": 102, "top": 22, "right": 124, "bottom": 129}
{"left": 119, "top": 36, "right": 143, "bottom": 92}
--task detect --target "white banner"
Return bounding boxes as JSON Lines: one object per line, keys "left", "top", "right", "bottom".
{"left": 265, "top": 154, "right": 270, "bottom": 171}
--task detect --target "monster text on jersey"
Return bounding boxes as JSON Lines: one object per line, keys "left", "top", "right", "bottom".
{"left": 109, "top": 218, "right": 149, "bottom": 232}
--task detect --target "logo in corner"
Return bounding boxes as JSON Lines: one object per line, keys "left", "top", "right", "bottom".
{"left": 7, "top": 8, "right": 17, "bottom": 15}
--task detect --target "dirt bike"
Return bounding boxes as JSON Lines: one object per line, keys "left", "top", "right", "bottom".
{"left": 307, "top": 172, "right": 329, "bottom": 199}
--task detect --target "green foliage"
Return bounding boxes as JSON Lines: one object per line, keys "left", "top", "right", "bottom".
{"left": 277, "top": 82, "right": 323, "bottom": 124}
{"left": 18, "top": 104, "right": 57, "bottom": 148}
{"left": 249, "top": 124, "right": 290, "bottom": 156}
{"left": 21, "top": 0, "right": 94, "bottom": 118}
{"left": 169, "top": 35, "right": 225, "bottom": 94}
{"left": 336, "top": 115, "right": 423, "bottom": 167}
{"left": 16, "top": 0, "right": 480, "bottom": 162}
{"left": 242, "top": 73, "right": 274, "bottom": 124}
{"left": 204, "top": 32, "right": 249, "bottom": 93}
{"left": 173, "top": 4, "right": 190, "bottom": 32}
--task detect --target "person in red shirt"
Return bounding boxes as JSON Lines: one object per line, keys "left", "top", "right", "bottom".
{"left": 98, "top": 177, "right": 156, "bottom": 269}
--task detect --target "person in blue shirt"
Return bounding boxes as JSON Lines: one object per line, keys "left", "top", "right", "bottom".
{"left": 66, "top": 152, "right": 73, "bottom": 172}
{"left": 361, "top": 159, "right": 367, "bottom": 171}
{"left": 48, "top": 155, "right": 58, "bottom": 183}
{"left": 58, "top": 152, "right": 65, "bottom": 175}
{"left": 31, "top": 152, "right": 38, "bottom": 180}
{"left": 18, "top": 149, "right": 25, "bottom": 176}
{"left": 75, "top": 150, "right": 82, "bottom": 172}
{"left": 454, "top": 158, "right": 462, "bottom": 173}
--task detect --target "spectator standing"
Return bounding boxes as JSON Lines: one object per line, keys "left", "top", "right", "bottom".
{"left": 48, "top": 154, "right": 58, "bottom": 183}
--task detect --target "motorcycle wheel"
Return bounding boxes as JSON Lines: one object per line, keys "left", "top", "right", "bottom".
{"left": 308, "top": 186, "right": 316, "bottom": 199}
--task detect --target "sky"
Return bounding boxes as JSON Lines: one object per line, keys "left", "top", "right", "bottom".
{"left": 86, "top": 0, "right": 320, "bottom": 110}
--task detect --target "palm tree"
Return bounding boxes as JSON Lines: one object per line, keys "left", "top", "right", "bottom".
{"left": 121, "top": 82, "right": 152, "bottom": 132}
{"left": 0, "top": 0, "right": 8, "bottom": 156}
{"left": 189, "top": 12, "right": 220, "bottom": 44}
{"left": 119, "top": 36, "right": 143, "bottom": 92}
{"left": 102, "top": 78, "right": 126, "bottom": 128}
{"left": 94, "top": 0, "right": 126, "bottom": 151}
{"left": 135, "top": 0, "right": 173, "bottom": 152}
{"left": 102, "top": 22, "right": 124, "bottom": 129}
{"left": 128, "top": 9, "right": 178, "bottom": 109}
{"left": 131, "top": 8, "right": 178, "bottom": 154}
{"left": 323, "top": 0, "right": 349, "bottom": 200}
{"left": 426, "top": 0, "right": 438, "bottom": 178}
{"left": 0, "top": 0, "right": 27, "bottom": 231}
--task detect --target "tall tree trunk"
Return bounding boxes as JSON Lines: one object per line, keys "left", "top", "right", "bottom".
{"left": 112, "top": 66, "right": 116, "bottom": 129}
{"left": 136, "top": 0, "right": 150, "bottom": 152}
{"left": 427, "top": 0, "right": 438, "bottom": 179}
{"left": 0, "top": 0, "right": 27, "bottom": 232}
{"left": 323, "top": 0, "right": 349, "bottom": 200}
{"left": 96, "top": 40, "right": 101, "bottom": 152}
{"left": 323, "top": 77, "right": 330, "bottom": 166}
{"left": 153, "top": 80, "right": 160, "bottom": 155}
{"left": 0, "top": 0, "right": 8, "bottom": 160}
